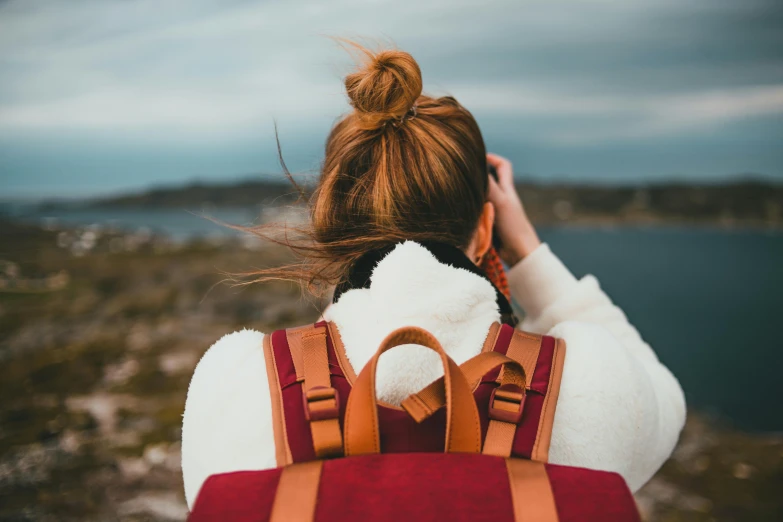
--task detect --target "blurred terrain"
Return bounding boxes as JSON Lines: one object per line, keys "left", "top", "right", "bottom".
{"left": 0, "top": 220, "right": 320, "bottom": 521}
{"left": 1, "top": 178, "right": 782, "bottom": 520}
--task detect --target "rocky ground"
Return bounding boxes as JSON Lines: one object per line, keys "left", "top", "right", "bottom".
{"left": 0, "top": 220, "right": 780, "bottom": 521}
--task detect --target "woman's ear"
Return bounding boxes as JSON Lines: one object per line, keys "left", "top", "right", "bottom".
{"left": 472, "top": 202, "right": 495, "bottom": 264}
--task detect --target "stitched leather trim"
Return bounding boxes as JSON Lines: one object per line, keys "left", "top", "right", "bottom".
{"left": 531, "top": 337, "right": 566, "bottom": 462}
{"left": 264, "top": 333, "right": 292, "bottom": 466}
{"left": 301, "top": 328, "right": 331, "bottom": 388}
{"left": 300, "top": 325, "right": 344, "bottom": 459}
{"left": 505, "top": 459, "right": 559, "bottom": 522}
{"left": 500, "top": 330, "right": 543, "bottom": 391}
{"left": 285, "top": 325, "right": 314, "bottom": 380}
{"left": 269, "top": 460, "right": 322, "bottom": 522}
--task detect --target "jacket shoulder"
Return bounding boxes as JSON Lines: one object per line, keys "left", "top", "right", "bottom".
{"left": 185, "top": 328, "right": 267, "bottom": 418}
{"left": 182, "top": 328, "right": 271, "bottom": 507}
{"left": 200, "top": 329, "right": 266, "bottom": 366}
{"left": 186, "top": 329, "right": 268, "bottom": 403}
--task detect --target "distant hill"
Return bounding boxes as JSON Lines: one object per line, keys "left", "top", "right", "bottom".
{"left": 38, "top": 177, "right": 783, "bottom": 227}
{"left": 515, "top": 180, "right": 783, "bottom": 226}
{"left": 82, "top": 179, "right": 302, "bottom": 209}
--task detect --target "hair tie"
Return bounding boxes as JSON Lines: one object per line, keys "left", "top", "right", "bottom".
{"left": 391, "top": 104, "right": 418, "bottom": 128}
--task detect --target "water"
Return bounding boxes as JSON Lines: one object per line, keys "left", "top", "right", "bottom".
{"left": 540, "top": 226, "right": 783, "bottom": 433}
{"left": 1, "top": 205, "right": 265, "bottom": 241}
{"left": 3, "top": 206, "right": 782, "bottom": 432}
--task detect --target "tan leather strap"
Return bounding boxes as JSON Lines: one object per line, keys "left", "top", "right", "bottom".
{"left": 344, "top": 326, "right": 482, "bottom": 456}
{"left": 481, "top": 322, "right": 502, "bottom": 353}
{"left": 300, "top": 326, "right": 343, "bottom": 458}
{"left": 269, "top": 460, "right": 323, "bottom": 522}
{"left": 483, "top": 419, "right": 518, "bottom": 457}
{"left": 401, "top": 351, "right": 526, "bottom": 421}
{"left": 500, "top": 331, "right": 544, "bottom": 389}
{"left": 505, "top": 459, "right": 559, "bottom": 522}
{"left": 485, "top": 331, "right": 545, "bottom": 457}
{"left": 263, "top": 334, "right": 292, "bottom": 466}
{"left": 399, "top": 350, "right": 527, "bottom": 458}
{"left": 284, "top": 325, "right": 309, "bottom": 380}
{"left": 531, "top": 337, "right": 566, "bottom": 462}
{"left": 302, "top": 327, "right": 331, "bottom": 387}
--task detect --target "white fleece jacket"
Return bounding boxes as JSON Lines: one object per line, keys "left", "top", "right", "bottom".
{"left": 181, "top": 242, "right": 686, "bottom": 508}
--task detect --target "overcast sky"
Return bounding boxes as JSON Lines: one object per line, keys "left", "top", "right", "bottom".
{"left": 1, "top": 0, "right": 782, "bottom": 199}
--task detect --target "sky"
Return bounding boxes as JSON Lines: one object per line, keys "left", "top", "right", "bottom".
{"left": 1, "top": 0, "right": 782, "bottom": 199}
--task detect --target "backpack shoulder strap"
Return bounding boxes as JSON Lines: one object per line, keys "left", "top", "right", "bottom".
{"left": 263, "top": 324, "right": 344, "bottom": 465}
{"left": 530, "top": 335, "right": 566, "bottom": 462}
{"left": 484, "top": 327, "right": 567, "bottom": 461}
{"left": 498, "top": 329, "right": 544, "bottom": 390}
{"left": 289, "top": 323, "right": 344, "bottom": 459}
{"left": 263, "top": 332, "right": 293, "bottom": 466}
{"left": 326, "top": 321, "right": 357, "bottom": 382}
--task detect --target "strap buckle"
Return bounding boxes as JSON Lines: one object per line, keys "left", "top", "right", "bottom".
{"left": 303, "top": 386, "right": 340, "bottom": 422}
{"left": 488, "top": 384, "right": 525, "bottom": 424}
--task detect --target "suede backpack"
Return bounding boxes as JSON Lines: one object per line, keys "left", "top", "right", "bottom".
{"left": 188, "top": 323, "right": 641, "bottom": 522}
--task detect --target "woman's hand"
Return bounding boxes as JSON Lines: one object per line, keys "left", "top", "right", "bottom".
{"left": 486, "top": 153, "right": 541, "bottom": 267}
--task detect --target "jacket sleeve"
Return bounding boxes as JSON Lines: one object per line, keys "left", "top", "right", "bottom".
{"left": 507, "top": 243, "right": 686, "bottom": 492}
{"left": 181, "top": 329, "right": 277, "bottom": 510}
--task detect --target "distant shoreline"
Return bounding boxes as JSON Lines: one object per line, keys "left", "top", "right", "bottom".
{"left": 5, "top": 178, "right": 777, "bottom": 230}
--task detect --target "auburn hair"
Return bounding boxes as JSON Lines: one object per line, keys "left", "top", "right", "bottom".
{"left": 241, "top": 41, "right": 488, "bottom": 295}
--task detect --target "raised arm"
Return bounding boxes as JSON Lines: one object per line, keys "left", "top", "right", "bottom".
{"left": 507, "top": 244, "right": 686, "bottom": 491}
{"left": 488, "top": 153, "right": 686, "bottom": 491}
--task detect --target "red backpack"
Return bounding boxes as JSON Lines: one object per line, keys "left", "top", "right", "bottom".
{"left": 188, "top": 323, "right": 641, "bottom": 522}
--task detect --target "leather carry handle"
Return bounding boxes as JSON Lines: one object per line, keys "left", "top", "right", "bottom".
{"left": 401, "top": 351, "right": 528, "bottom": 458}
{"left": 401, "top": 351, "right": 527, "bottom": 423}
{"left": 343, "top": 326, "right": 482, "bottom": 456}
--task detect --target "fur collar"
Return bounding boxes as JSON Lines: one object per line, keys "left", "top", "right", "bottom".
{"left": 323, "top": 241, "right": 501, "bottom": 405}
{"left": 333, "top": 240, "right": 517, "bottom": 325}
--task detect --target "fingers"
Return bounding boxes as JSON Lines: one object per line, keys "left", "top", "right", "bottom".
{"left": 486, "top": 152, "right": 506, "bottom": 168}
{"left": 488, "top": 174, "right": 502, "bottom": 201}
{"left": 486, "top": 153, "right": 514, "bottom": 189}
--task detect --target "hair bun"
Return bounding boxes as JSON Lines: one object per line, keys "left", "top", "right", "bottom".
{"left": 344, "top": 48, "right": 422, "bottom": 127}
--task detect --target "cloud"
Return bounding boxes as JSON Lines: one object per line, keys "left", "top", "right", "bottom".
{"left": 6, "top": 78, "right": 782, "bottom": 149}
{"left": 452, "top": 83, "right": 783, "bottom": 144}
{"left": 0, "top": 0, "right": 781, "bottom": 193}
{"left": 0, "top": 79, "right": 342, "bottom": 131}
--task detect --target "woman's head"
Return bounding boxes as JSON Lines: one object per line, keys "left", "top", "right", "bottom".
{"left": 245, "top": 42, "right": 494, "bottom": 293}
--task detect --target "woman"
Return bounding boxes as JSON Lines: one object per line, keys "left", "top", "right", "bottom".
{"left": 181, "top": 44, "right": 686, "bottom": 509}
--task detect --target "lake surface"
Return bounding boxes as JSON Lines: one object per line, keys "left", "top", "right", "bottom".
{"left": 1, "top": 205, "right": 265, "bottom": 241}
{"left": 541, "top": 226, "right": 783, "bottom": 433}
{"left": 4, "top": 206, "right": 783, "bottom": 432}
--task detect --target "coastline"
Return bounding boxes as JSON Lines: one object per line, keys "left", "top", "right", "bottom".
{"left": 3, "top": 177, "right": 781, "bottom": 233}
